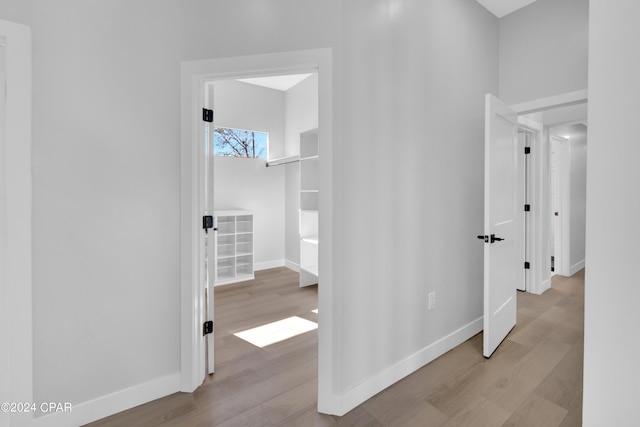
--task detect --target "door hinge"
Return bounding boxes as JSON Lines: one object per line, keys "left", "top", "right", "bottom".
{"left": 524, "top": 204, "right": 531, "bottom": 212}
{"left": 202, "top": 108, "right": 214, "bottom": 123}
{"left": 203, "top": 215, "right": 214, "bottom": 233}
{"left": 203, "top": 320, "right": 213, "bottom": 336}
{"left": 524, "top": 147, "right": 531, "bottom": 154}
{"left": 524, "top": 262, "right": 530, "bottom": 270}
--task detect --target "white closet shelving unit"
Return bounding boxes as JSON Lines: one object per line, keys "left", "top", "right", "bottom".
{"left": 299, "top": 129, "right": 319, "bottom": 287}
{"left": 214, "top": 210, "right": 254, "bottom": 286}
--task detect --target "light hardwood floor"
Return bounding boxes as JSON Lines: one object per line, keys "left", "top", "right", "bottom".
{"left": 86, "top": 268, "right": 583, "bottom": 426}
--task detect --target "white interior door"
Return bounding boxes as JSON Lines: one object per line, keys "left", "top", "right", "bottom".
{"left": 483, "top": 94, "right": 518, "bottom": 358}
{"left": 203, "top": 87, "right": 215, "bottom": 374}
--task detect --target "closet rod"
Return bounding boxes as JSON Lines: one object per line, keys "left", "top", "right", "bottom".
{"left": 265, "top": 155, "right": 300, "bottom": 167}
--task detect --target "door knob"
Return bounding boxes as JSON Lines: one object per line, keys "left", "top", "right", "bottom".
{"left": 490, "top": 234, "right": 504, "bottom": 243}
{"left": 477, "top": 235, "right": 489, "bottom": 242}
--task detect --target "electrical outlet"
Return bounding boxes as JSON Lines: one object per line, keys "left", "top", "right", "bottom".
{"left": 428, "top": 292, "right": 436, "bottom": 310}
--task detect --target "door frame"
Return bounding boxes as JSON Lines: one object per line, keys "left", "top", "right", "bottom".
{"left": 179, "top": 48, "right": 336, "bottom": 412}
{"left": 512, "top": 89, "right": 588, "bottom": 294}
{"left": 1, "top": 19, "right": 33, "bottom": 427}
{"left": 517, "top": 116, "right": 546, "bottom": 294}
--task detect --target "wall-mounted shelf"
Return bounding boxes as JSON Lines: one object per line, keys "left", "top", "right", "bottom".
{"left": 299, "top": 129, "right": 319, "bottom": 287}
{"left": 214, "top": 210, "right": 254, "bottom": 286}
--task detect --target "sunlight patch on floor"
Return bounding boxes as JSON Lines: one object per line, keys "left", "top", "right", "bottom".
{"left": 234, "top": 316, "right": 318, "bottom": 348}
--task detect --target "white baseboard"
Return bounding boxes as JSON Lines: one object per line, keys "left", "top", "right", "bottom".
{"left": 254, "top": 259, "right": 285, "bottom": 271}
{"left": 531, "top": 278, "right": 551, "bottom": 295}
{"left": 284, "top": 259, "right": 300, "bottom": 272}
{"left": 319, "top": 317, "right": 483, "bottom": 416}
{"left": 570, "top": 259, "right": 585, "bottom": 276}
{"left": 32, "top": 373, "right": 180, "bottom": 427}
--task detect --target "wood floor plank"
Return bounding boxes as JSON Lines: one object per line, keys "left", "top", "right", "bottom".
{"left": 278, "top": 403, "right": 336, "bottom": 427}
{"left": 335, "top": 406, "right": 383, "bottom": 426}
{"left": 442, "top": 396, "right": 511, "bottom": 427}
{"left": 215, "top": 405, "right": 273, "bottom": 427}
{"left": 533, "top": 344, "right": 583, "bottom": 411}
{"left": 261, "top": 378, "right": 318, "bottom": 424}
{"left": 501, "top": 394, "right": 568, "bottom": 427}
{"left": 387, "top": 401, "right": 450, "bottom": 427}
{"left": 427, "top": 339, "right": 531, "bottom": 417}
{"left": 482, "top": 337, "right": 572, "bottom": 412}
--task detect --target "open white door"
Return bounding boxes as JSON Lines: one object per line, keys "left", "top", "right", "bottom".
{"left": 482, "top": 94, "right": 518, "bottom": 358}
{"left": 203, "top": 90, "right": 215, "bottom": 374}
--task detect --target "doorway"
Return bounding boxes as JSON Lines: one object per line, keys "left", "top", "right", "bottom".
{"left": 512, "top": 90, "right": 588, "bottom": 295}
{"left": 180, "top": 48, "right": 336, "bottom": 414}
{"left": 205, "top": 72, "right": 319, "bottom": 372}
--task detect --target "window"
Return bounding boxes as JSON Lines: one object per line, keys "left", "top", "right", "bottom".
{"left": 213, "top": 127, "right": 268, "bottom": 159}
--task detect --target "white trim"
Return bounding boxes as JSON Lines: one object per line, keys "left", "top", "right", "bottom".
{"left": 214, "top": 276, "right": 254, "bottom": 287}
{"left": 284, "top": 259, "right": 300, "bottom": 272}
{"left": 32, "top": 374, "right": 180, "bottom": 427}
{"left": 512, "top": 89, "right": 588, "bottom": 115}
{"left": 570, "top": 259, "right": 585, "bottom": 276}
{"left": 180, "top": 49, "right": 336, "bottom": 414}
{"left": 180, "top": 60, "right": 205, "bottom": 392}
{"left": 1, "top": 19, "right": 33, "bottom": 427}
{"left": 322, "top": 317, "right": 483, "bottom": 416}
{"left": 254, "top": 259, "right": 285, "bottom": 271}
{"left": 517, "top": 116, "right": 550, "bottom": 295}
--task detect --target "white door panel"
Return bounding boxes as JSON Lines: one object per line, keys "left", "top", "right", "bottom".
{"left": 483, "top": 94, "right": 518, "bottom": 358}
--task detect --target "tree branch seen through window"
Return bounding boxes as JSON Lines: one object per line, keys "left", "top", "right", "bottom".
{"left": 214, "top": 127, "right": 268, "bottom": 159}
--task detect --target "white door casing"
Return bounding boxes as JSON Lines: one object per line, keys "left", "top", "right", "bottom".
{"left": 483, "top": 94, "right": 518, "bottom": 358}
{"left": 516, "top": 130, "right": 526, "bottom": 292}
{"left": 204, "top": 87, "right": 215, "bottom": 374}
{"left": 181, "top": 49, "right": 335, "bottom": 415}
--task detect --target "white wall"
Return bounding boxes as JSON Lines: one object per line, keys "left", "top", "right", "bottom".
{"left": 549, "top": 125, "right": 587, "bottom": 277}
{"left": 183, "top": 0, "right": 498, "bottom": 414}
{"left": 212, "top": 80, "right": 286, "bottom": 159}
{"left": 180, "top": 0, "right": 342, "bottom": 61}
{"left": 568, "top": 128, "right": 587, "bottom": 273}
{"left": 0, "top": 41, "right": 7, "bottom": 427}
{"left": 0, "top": 0, "right": 182, "bottom": 420}
{"left": 338, "top": 0, "right": 497, "bottom": 393}
{"left": 211, "top": 80, "right": 286, "bottom": 269}
{"left": 556, "top": 124, "right": 587, "bottom": 274}
{"left": 284, "top": 74, "right": 318, "bottom": 268}
{"left": 584, "top": 1, "right": 640, "bottom": 425}
{"left": 214, "top": 158, "right": 285, "bottom": 269}
{"left": 499, "top": 0, "right": 589, "bottom": 104}
{"left": 285, "top": 74, "right": 318, "bottom": 157}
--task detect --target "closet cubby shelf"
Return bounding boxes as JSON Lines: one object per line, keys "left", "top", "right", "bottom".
{"left": 213, "top": 210, "right": 254, "bottom": 286}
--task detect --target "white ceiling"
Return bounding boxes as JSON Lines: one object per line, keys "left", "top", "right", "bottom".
{"left": 236, "top": 73, "right": 313, "bottom": 92}
{"left": 476, "top": 0, "right": 537, "bottom": 18}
